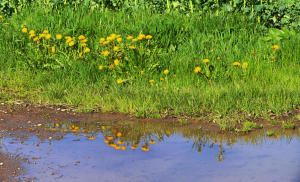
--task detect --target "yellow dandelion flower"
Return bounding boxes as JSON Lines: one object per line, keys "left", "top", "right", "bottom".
{"left": 129, "top": 46, "right": 136, "bottom": 50}
{"left": 101, "top": 50, "right": 109, "bottom": 56}
{"left": 109, "top": 64, "right": 114, "bottom": 69}
{"left": 160, "top": 78, "right": 164, "bottom": 81}
{"left": 194, "top": 67, "right": 201, "bottom": 73}
{"left": 272, "top": 44, "right": 279, "bottom": 51}
{"left": 233, "top": 62, "right": 241, "bottom": 66}
{"left": 29, "top": 30, "right": 35, "bottom": 34}
{"left": 132, "top": 38, "right": 138, "bottom": 42}
{"left": 114, "top": 59, "right": 120, "bottom": 66}
{"left": 146, "top": 35, "right": 152, "bottom": 39}
{"left": 138, "top": 34, "right": 146, "bottom": 40}
{"left": 84, "top": 47, "right": 90, "bottom": 53}
{"left": 0, "top": 15, "right": 2, "bottom": 19}
{"left": 242, "top": 62, "right": 248, "bottom": 69}
{"left": 22, "top": 28, "right": 28, "bottom": 33}
{"left": 117, "top": 79, "right": 123, "bottom": 84}
{"left": 113, "top": 46, "right": 119, "bottom": 51}
{"left": 81, "top": 43, "right": 87, "bottom": 47}
{"left": 217, "top": 56, "right": 221, "bottom": 60}
{"left": 117, "top": 38, "right": 122, "bottom": 42}
{"left": 4, "top": 22, "right": 9, "bottom": 25}
{"left": 45, "top": 34, "right": 51, "bottom": 40}
{"left": 117, "top": 53, "right": 122, "bottom": 57}
{"left": 127, "top": 36, "right": 133, "bottom": 40}
{"left": 149, "top": 80, "right": 155, "bottom": 83}
{"left": 210, "top": 49, "right": 214, "bottom": 53}
{"left": 51, "top": 46, "right": 55, "bottom": 53}
{"left": 78, "top": 35, "right": 85, "bottom": 40}
{"left": 110, "top": 33, "right": 116, "bottom": 39}
{"left": 81, "top": 38, "right": 88, "bottom": 43}
{"left": 163, "top": 69, "right": 169, "bottom": 75}
{"left": 98, "top": 65, "right": 103, "bottom": 70}
{"left": 56, "top": 34, "right": 62, "bottom": 40}
{"left": 43, "top": 30, "right": 49, "bottom": 34}
{"left": 79, "top": 52, "right": 83, "bottom": 58}
{"left": 103, "top": 40, "right": 110, "bottom": 45}
{"left": 29, "top": 34, "right": 35, "bottom": 39}
{"left": 99, "top": 38, "right": 105, "bottom": 44}
{"left": 65, "top": 36, "right": 72, "bottom": 40}
{"left": 68, "top": 41, "right": 75, "bottom": 47}
{"left": 203, "top": 59, "right": 210, "bottom": 63}
{"left": 140, "top": 70, "right": 144, "bottom": 74}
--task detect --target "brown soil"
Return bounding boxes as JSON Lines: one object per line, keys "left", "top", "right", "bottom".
{"left": 0, "top": 153, "right": 23, "bottom": 182}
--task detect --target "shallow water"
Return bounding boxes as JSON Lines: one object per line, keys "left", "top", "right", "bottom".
{"left": 1, "top": 121, "right": 300, "bottom": 182}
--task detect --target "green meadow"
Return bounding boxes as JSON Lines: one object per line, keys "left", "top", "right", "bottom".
{"left": 0, "top": 2, "right": 299, "bottom": 120}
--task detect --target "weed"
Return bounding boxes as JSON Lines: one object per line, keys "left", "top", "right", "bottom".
{"left": 266, "top": 131, "right": 275, "bottom": 136}
{"left": 241, "top": 121, "right": 263, "bottom": 132}
{"left": 178, "top": 119, "right": 189, "bottom": 125}
{"left": 282, "top": 121, "right": 295, "bottom": 129}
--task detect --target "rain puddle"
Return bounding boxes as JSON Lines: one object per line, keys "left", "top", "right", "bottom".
{"left": 1, "top": 120, "right": 300, "bottom": 182}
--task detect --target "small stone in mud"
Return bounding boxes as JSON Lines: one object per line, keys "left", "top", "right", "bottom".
{"left": 0, "top": 162, "right": 3, "bottom": 166}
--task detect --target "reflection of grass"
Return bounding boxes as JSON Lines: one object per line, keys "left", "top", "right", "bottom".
{"left": 266, "top": 130, "right": 275, "bottom": 136}
{"left": 178, "top": 118, "right": 189, "bottom": 125}
{"left": 241, "top": 121, "right": 263, "bottom": 132}
{"left": 282, "top": 121, "right": 295, "bottom": 129}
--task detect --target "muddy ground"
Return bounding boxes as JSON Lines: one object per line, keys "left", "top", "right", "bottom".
{"left": 0, "top": 102, "right": 299, "bottom": 181}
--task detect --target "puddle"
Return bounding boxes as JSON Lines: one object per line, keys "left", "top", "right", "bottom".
{"left": 1, "top": 121, "right": 300, "bottom": 182}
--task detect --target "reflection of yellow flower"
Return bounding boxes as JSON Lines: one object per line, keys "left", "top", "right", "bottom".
{"left": 131, "top": 146, "right": 137, "bottom": 149}
{"left": 117, "top": 141, "right": 123, "bottom": 145}
{"left": 117, "top": 132, "right": 122, "bottom": 137}
{"left": 203, "top": 59, "right": 209, "bottom": 63}
{"left": 101, "top": 50, "right": 109, "bottom": 56}
{"left": 117, "top": 79, "right": 123, "bottom": 84}
{"left": 114, "top": 59, "right": 120, "bottom": 66}
{"left": 149, "top": 80, "right": 155, "bottom": 83}
{"left": 121, "top": 146, "right": 126, "bottom": 150}
{"left": 115, "top": 145, "right": 121, "bottom": 150}
{"left": 98, "top": 65, "right": 103, "bottom": 70}
{"left": 233, "top": 62, "right": 241, "bottom": 66}
{"left": 104, "top": 139, "right": 109, "bottom": 143}
{"left": 88, "top": 136, "right": 95, "bottom": 140}
{"left": 242, "top": 62, "right": 248, "bottom": 69}
{"left": 84, "top": 47, "right": 90, "bottom": 53}
{"left": 22, "top": 28, "right": 28, "bottom": 33}
{"left": 149, "top": 140, "right": 156, "bottom": 144}
{"left": 107, "top": 136, "right": 113, "bottom": 140}
{"left": 272, "top": 44, "right": 279, "bottom": 51}
{"left": 51, "top": 46, "right": 55, "bottom": 53}
{"left": 163, "top": 69, "right": 169, "bottom": 75}
{"left": 141, "top": 147, "right": 149, "bottom": 151}
{"left": 56, "top": 34, "right": 62, "bottom": 40}
{"left": 146, "top": 35, "right": 152, "bottom": 39}
{"left": 194, "top": 67, "right": 201, "bottom": 73}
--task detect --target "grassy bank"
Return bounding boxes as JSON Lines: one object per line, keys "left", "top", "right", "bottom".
{"left": 0, "top": 6, "right": 299, "bottom": 119}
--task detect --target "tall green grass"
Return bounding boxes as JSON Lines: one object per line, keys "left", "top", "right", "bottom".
{"left": 0, "top": 6, "right": 299, "bottom": 117}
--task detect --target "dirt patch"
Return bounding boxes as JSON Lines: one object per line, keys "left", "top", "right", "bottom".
{"left": 0, "top": 152, "right": 23, "bottom": 182}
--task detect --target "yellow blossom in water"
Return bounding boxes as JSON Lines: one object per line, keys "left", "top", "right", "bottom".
{"left": 131, "top": 146, "right": 137, "bottom": 150}
{"left": 233, "top": 62, "right": 241, "bottom": 66}
{"left": 101, "top": 50, "right": 109, "bottom": 56}
{"left": 51, "top": 46, "right": 55, "bottom": 53}
{"left": 107, "top": 136, "right": 113, "bottom": 140}
{"left": 272, "top": 44, "right": 279, "bottom": 51}
{"left": 114, "top": 59, "right": 120, "bottom": 66}
{"left": 117, "top": 132, "right": 122, "bottom": 137}
{"left": 121, "top": 146, "right": 126, "bottom": 151}
{"left": 127, "top": 36, "right": 133, "bottom": 40}
{"left": 88, "top": 136, "right": 95, "bottom": 140}
{"left": 146, "top": 35, "right": 152, "bottom": 39}
{"left": 56, "top": 34, "right": 62, "bottom": 40}
{"left": 45, "top": 34, "right": 51, "bottom": 40}
{"left": 129, "top": 46, "right": 136, "bottom": 50}
{"left": 203, "top": 59, "right": 210, "bottom": 63}
{"left": 149, "top": 80, "right": 155, "bottom": 83}
{"left": 163, "top": 69, "right": 169, "bottom": 75}
{"left": 149, "top": 140, "right": 156, "bottom": 144}
{"left": 242, "top": 62, "right": 248, "bottom": 69}
{"left": 141, "top": 146, "right": 149, "bottom": 151}
{"left": 68, "top": 41, "right": 75, "bottom": 47}
{"left": 117, "top": 79, "right": 123, "bottom": 84}
{"left": 84, "top": 47, "right": 90, "bottom": 53}
{"left": 194, "top": 67, "right": 201, "bottom": 73}
{"left": 113, "top": 46, "right": 119, "bottom": 51}
{"left": 22, "top": 28, "right": 28, "bottom": 33}
{"left": 98, "top": 65, "right": 103, "bottom": 70}
{"left": 117, "top": 38, "right": 122, "bottom": 42}
{"left": 117, "top": 141, "right": 123, "bottom": 145}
